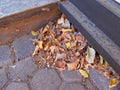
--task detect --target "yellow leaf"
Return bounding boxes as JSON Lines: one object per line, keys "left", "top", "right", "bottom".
{"left": 66, "top": 42, "right": 71, "bottom": 49}
{"left": 31, "top": 30, "right": 38, "bottom": 36}
{"left": 79, "top": 69, "right": 89, "bottom": 78}
{"left": 38, "top": 41, "right": 43, "bottom": 49}
{"left": 109, "top": 78, "right": 119, "bottom": 88}
{"left": 62, "top": 29, "right": 72, "bottom": 33}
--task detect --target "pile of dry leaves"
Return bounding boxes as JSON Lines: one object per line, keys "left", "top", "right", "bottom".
{"left": 31, "top": 14, "right": 119, "bottom": 88}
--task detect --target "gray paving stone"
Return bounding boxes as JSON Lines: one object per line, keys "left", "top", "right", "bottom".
{"left": 30, "top": 68, "right": 61, "bottom": 90}
{"left": 9, "top": 57, "right": 37, "bottom": 81}
{"left": 86, "top": 79, "right": 95, "bottom": 90}
{"left": 89, "top": 68, "right": 110, "bottom": 90}
{"left": 0, "top": 45, "right": 12, "bottom": 67}
{"left": 0, "top": 69, "right": 7, "bottom": 89}
{"left": 60, "top": 70, "right": 82, "bottom": 82}
{"left": 110, "top": 83, "right": 120, "bottom": 90}
{"left": 5, "top": 82, "right": 29, "bottom": 90}
{"left": 13, "top": 35, "right": 34, "bottom": 60}
{"left": 60, "top": 82, "right": 85, "bottom": 90}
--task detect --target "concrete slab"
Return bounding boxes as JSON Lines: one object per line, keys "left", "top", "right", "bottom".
{"left": 0, "top": 0, "right": 58, "bottom": 18}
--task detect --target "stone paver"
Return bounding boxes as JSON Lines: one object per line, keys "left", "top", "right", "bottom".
{"left": 5, "top": 82, "right": 29, "bottom": 90}
{"left": 89, "top": 68, "right": 110, "bottom": 90}
{"left": 60, "top": 82, "right": 85, "bottom": 90}
{"left": 30, "top": 68, "right": 61, "bottom": 90}
{"left": 9, "top": 57, "right": 37, "bottom": 81}
{"left": 110, "top": 83, "right": 120, "bottom": 90}
{"left": 0, "top": 68, "right": 7, "bottom": 89}
{"left": 86, "top": 79, "right": 96, "bottom": 90}
{"left": 0, "top": 45, "right": 12, "bottom": 67}
{"left": 60, "top": 70, "right": 82, "bottom": 82}
{"left": 13, "top": 35, "right": 34, "bottom": 60}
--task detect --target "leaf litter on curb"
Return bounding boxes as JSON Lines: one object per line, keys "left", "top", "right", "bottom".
{"left": 31, "top": 14, "right": 120, "bottom": 88}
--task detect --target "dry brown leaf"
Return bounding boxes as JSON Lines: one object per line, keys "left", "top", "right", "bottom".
{"left": 71, "top": 41, "right": 77, "bottom": 47}
{"left": 94, "top": 65, "right": 105, "bottom": 71}
{"left": 67, "top": 59, "right": 79, "bottom": 71}
{"left": 32, "top": 45, "right": 39, "bottom": 56}
{"left": 42, "top": 25, "right": 50, "bottom": 33}
{"left": 103, "top": 72, "right": 111, "bottom": 79}
{"left": 109, "top": 78, "right": 119, "bottom": 88}
{"left": 86, "top": 47, "right": 96, "bottom": 63}
{"left": 62, "top": 28, "right": 72, "bottom": 33}
{"left": 55, "top": 61, "right": 66, "bottom": 68}
{"left": 80, "top": 58, "right": 86, "bottom": 68}
{"left": 50, "top": 46, "right": 56, "bottom": 53}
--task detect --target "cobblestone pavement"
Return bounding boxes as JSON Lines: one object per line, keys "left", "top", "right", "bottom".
{"left": 0, "top": 34, "right": 120, "bottom": 90}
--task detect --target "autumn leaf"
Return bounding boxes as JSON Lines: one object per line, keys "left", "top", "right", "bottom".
{"left": 79, "top": 69, "right": 89, "bottom": 78}
{"left": 109, "top": 78, "right": 119, "bottom": 88}
{"left": 57, "top": 18, "right": 64, "bottom": 24}
{"left": 38, "top": 41, "right": 43, "bottom": 49}
{"left": 66, "top": 42, "right": 71, "bottom": 49}
{"left": 99, "top": 55, "right": 108, "bottom": 67}
{"left": 86, "top": 47, "right": 96, "bottom": 63}
{"left": 31, "top": 30, "right": 38, "bottom": 36}
{"left": 67, "top": 59, "right": 79, "bottom": 71}
{"left": 55, "top": 61, "right": 66, "bottom": 68}
{"left": 62, "top": 29, "right": 72, "bottom": 33}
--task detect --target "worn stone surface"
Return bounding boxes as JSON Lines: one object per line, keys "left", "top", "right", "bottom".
{"left": 60, "top": 70, "right": 82, "bottom": 82}
{"left": 9, "top": 57, "right": 37, "bottom": 81}
{"left": 110, "top": 83, "right": 120, "bottom": 90}
{"left": 60, "top": 82, "right": 85, "bottom": 90}
{"left": 0, "top": 68, "right": 7, "bottom": 89}
{"left": 0, "top": 45, "right": 12, "bottom": 67}
{"left": 13, "top": 35, "right": 34, "bottom": 60}
{"left": 86, "top": 79, "right": 95, "bottom": 90}
{"left": 30, "top": 68, "right": 61, "bottom": 90}
{"left": 5, "top": 82, "right": 29, "bottom": 90}
{"left": 0, "top": 0, "right": 58, "bottom": 18}
{"left": 89, "top": 68, "right": 110, "bottom": 90}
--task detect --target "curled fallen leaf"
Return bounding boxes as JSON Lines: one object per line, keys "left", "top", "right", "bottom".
{"left": 50, "top": 46, "right": 56, "bottom": 53}
{"left": 79, "top": 69, "right": 89, "bottom": 78}
{"left": 62, "top": 28, "right": 72, "bottom": 33}
{"left": 57, "top": 18, "right": 64, "bottom": 24}
{"left": 109, "top": 78, "right": 119, "bottom": 88}
{"left": 32, "top": 45, "right": 39, "bottom": 56}
{"left": 38, "top": 41, "right": 43, "bottom": 49}
{"left": 86, "top": 47, "right": 96, "bottom": 63}
{"left": 66, "top": 42, "right": 71, "bottom": 49}
{"left": 67, "top": 59, "right": 79, "bottom": 71}
{"left": 31, "top": 30, "right": 38, "bottom": 36}
{"left": 80, "top": 58, "right": 86, "bottom": 68}
{"left": 103, "top": 72, "right": 111, "bottom": 79}
{"left": 55, "top": 61, "right": 66, "bottom": 68}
